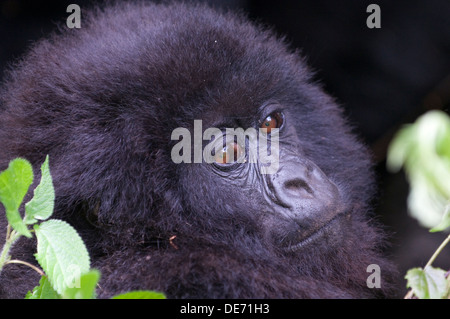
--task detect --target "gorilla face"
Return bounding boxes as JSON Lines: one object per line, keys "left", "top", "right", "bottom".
{"left": 158, "top": 19, "right": 359, "bottom": 256}
{"left": 174, "top": 105, "right": 346, "bottom": 253}
{"left": 0, "top": 2, "right": 396, "bottom": 299}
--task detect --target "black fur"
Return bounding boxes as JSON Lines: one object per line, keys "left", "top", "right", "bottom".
{"left": 0, "top": 2, "right": 397, "bottom": 298}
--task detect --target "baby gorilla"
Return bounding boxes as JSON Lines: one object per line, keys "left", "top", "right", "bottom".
{"left": 0, "top": 2, "right": 397, "bottom": 298}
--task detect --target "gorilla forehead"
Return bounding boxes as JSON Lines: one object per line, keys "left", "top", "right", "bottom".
{"left": 135, "top": 8, "right": 307, "bottom": 121}
{"left": 3, "top": 3, "right": 309, "bottom": 128}
{"left": 83, "top": 4, "right": 307, "bottom": 118}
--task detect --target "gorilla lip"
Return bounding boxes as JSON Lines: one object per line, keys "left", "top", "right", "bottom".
{"left": 283, "top": 212, "right": 347, "bottom": 252}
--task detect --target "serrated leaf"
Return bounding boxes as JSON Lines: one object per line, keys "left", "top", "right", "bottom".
{"left": 405, "top": 266, "right": 448, "bottom": 299}
{"left": 62, "top": 270, "right": 100, "bottom": 299}
{"left": 25, "top": 276, "right": 60, "bottom": 299}
{"left": 34, "top": 219, "right": 90, "bottom": 295}
{"left": 111, "top": 290, "right": 166, "bottom": 299}
{"left": 25, "top": 155, "right": 55, "bottom": 224}
{"left": 0, "top": 158, "right": 33, "bottom": 237}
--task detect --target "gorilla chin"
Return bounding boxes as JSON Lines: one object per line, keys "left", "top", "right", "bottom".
{"left": 280, "top": 211, "right": 351, "bottom": 253}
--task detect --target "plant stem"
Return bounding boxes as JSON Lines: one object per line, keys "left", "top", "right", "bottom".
{"left": 425, "top": 234, "right": 450, "bottom": 268}
{"left": 0, "top": 230, "right": 21, "bottom": 276}
{"left": 6, "top": 260, "right": 45, "bottom": 276}
{"left": 404, "top": 288, "right": 414, "bottom": 299}
{"left": 5, "top": 224, "right": 11, "bottom": 243}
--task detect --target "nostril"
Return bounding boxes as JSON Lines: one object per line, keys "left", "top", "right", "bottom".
{"left": 284, "top": 179, "right": 313, "bottom": 195}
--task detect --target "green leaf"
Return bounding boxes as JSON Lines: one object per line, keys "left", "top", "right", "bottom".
{"left": 430, "top": 203, "right": 450, "bottom": 232}
{"left": 407, "top": 176, "right": 448, "bottom": 230}
{"left": 25, "top": 155, "right": 55, "bottom": 224}
{"left": 34, "top": 219, "right": 90, "bottom": 295}
{"left": 387, "top": 111, "right": 450, "bottom": 232}
{"left": 25, "top": 276, "right": 60, "bottom": 299}
{"left": 0, "top": 158, "right": 33, "bottom": 237}
{"left": 62, "top": 270, "right": 100, "bottom": 299}
{"left": 111, "top": 290, "right": 166, "bottom": 299}
{"left": 405, "top": 266, "right": 448, "bottom": 299}
{"left": 386, "top": 124, "right": 414, "bottom": 173}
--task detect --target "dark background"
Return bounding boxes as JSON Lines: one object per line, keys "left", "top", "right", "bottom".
{"left": 1, "top": 0, "right": 449, "bottom": 297}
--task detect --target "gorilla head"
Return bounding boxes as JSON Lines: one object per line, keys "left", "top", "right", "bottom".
{"left": 0, "top": 2, "right": 397, "bottom": 298}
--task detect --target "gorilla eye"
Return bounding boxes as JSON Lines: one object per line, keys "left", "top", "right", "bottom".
{"left": 214, "top": 143, "right": 243, "bottom": 164}
{"left": 260, "top": 112, "right": 283, "bottom": 134}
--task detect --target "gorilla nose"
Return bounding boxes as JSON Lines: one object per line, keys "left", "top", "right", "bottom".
{"left": 283, "top": 178, "right": 314, "bottom": 197}
{"left": 270, "top": 159, "right": 341, "bottom": 221}
{"left": 267, "top": 158, "right": 346, "bottom": 251}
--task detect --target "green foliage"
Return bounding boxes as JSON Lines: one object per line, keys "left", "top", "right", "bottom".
{"left": 405, "top": 266, "right": 448, "bottom": 299}
{"left": 24, "top": 155, "right": 54, "bottom": 224}
{"left": 112, "top": 291, "right": 167, "bottom": 299}
{"left": 25, "top": 276, "right": 60, "bottom": 299}
{"left": 0, "top": 158, "right": 34, "bottom": 237}
{"left": 34, "top": 219, "right": 91, "bottom": 295}
{"left": 388, "top": 110, "right": 450, "bottom": 299}
{"left": 0, "top": 156, "right": 166, "bottom": 299}
{"left": 387, "top": 110, "right": 450, "bottom": 232}
{"left": 61, "top": 270, "right": 100, "bottom": 299}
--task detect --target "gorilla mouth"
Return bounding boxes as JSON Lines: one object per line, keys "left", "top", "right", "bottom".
{"left": 283, "top": 212, "right": 347, "bottom": 253}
